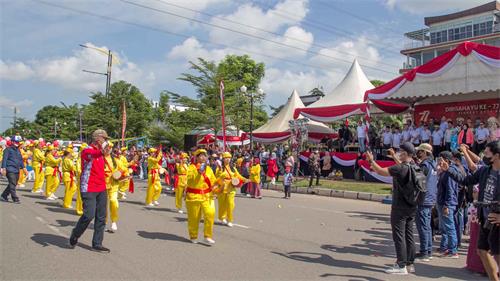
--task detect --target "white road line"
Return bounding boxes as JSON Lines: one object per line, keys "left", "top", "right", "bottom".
{"left": 35, "top": 216, "right": 46, "bottom": 223}
{"left": 232, "top": 223, "right": 250, "bottom": 229}
{"left": 35, "top": 216, "right": 65, "bottom": 235}
{"left": 11, "top": 214, "right": 19, "bottom": 221}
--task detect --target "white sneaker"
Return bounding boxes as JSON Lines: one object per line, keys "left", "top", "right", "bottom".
{"left": 204, "top": 238, "right": 215, "bottom": 245}
{"left": 51, "top": 195, "right": 59, "bottom": 199}
{"left": 46, "top": 195, "right": 55, "bottom": 201}
{"left": 227, "top": 222, "right": 233, "bottom": 227}
{"left": 147, "top": 203, "right": 155, "bottom": 207}
{"left": 19, "top": 184, "right": 25, "bottom": 188}
{"left": 178, "top": 209, "right": 184, "bottom": 214}
{"left": 222, "top": 219, "right": 228, "bottom": 225}
{"left": 191, "top": 239, "right": 198, "bottom": 244}
{"left": 153, "top": 201, "right": 160, "bottom": 206}
{"left": 385, "top": 264, "right": 408, "bottom": 275}
{"left": 246, "top": 194, "right": 251, "bottom": 197}
{"left": 36, "top": 189, "right": 44, "bottom": 193}
{"left": 111, "top": 222, "right": 118, "bottom": 232}
{"left": 407, "top": 264, "right": 415, "bottom": 273}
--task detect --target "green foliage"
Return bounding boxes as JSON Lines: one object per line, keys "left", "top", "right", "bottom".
{"left": 370, "top": 79, "right": 385, "bottom": 87}
{"left": 308, "top": 86, "right": 325, "bottom": 97}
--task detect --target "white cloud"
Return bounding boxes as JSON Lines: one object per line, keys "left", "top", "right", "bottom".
{"left": 1, "top": 43, "right": 156, "bottom": 93}
{"left": 167, "top": 37, "right": 229, "bottom": 63}
{"left": 0, "top": 96, "right": 34, "bottom": 110}
{"left": 0, "top": 60, "right": 34, "bottom": 80}
{"left": 384, "top": 0, "right": 492, "bottom": 15}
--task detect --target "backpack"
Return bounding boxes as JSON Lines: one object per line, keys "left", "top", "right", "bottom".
{"left": 399, "top": 163, "right": 427, "bottom": 207}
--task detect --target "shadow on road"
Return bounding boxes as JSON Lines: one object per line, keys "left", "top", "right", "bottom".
{"left": 172, "top": 217, "right": 188, "bottom": 223}
{"left": 22, "top": 194, "right": 46, "bottom": 199}
{"left": 120, "top": 200, "right": 146, "bottom": 206}
{"left": 345, "top": 211, "right": 390, "bottom": 224}
{"left": 53, "top": 219, "right": 77, "bottom": 227}
{"left": 35, "top": 201, "right": 61, "bottom": 207}
{"left": 45, "top": 207, "right": 78, "bottom": 215}
{"left": 30, "top": 233, "right": 91, "bottom": 250}
{"left": 319, "top": 273, "right": 385, "bottom": 281}
{"left": 143, "top": 207, "right": 180, "bottom": 213}
{"left": 137, "top": 230, "right": 191, "bottom": 243}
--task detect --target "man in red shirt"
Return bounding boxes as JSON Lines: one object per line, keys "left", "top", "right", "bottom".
{"left": 69, "top": 129, "right": 110, "bottom": 253}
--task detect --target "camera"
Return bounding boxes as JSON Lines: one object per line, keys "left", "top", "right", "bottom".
{"left": 473, "top": 201, "right": 500, "bottom": 229}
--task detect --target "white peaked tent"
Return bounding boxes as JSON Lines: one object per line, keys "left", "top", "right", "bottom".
{"left": 253, "top": 90, "right": 337, "bottom": 143}
{"left": 294, "top": 59, "right": 375, "bottom": 122}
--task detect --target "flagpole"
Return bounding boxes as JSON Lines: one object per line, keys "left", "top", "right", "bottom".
{"left": 219, "top": 80, "right": 227, "bottom": 151}
{"left": 121, "top": 100, "right": 126, "bottom": 147}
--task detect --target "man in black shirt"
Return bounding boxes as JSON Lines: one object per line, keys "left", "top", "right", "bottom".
{"left": 366, "top": 142, "right": 417, "bottom": 275}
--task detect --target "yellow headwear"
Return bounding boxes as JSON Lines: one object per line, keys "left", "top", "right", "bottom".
{"left": 148, "top": 147, "right": 157, "bottom": 153}
{"left": 222, "top": 151, "right": 232, "bottom": 158}
{"left": 108, "top": 141, "right": 114, "bottom": 148}
{"left": 180, "top": 152, "right": 189, "bottom": 159}
{"left": 46, "top": 145, "right": 55, "bottom": 151}
{"left": 121, "top": 147, "right": 127, "bottom": 152}
{"left": 81, "top": 143, "right": 88, "bottom": 149}
{"left": 193, "top": 149, "right": 207, "bottom": 156}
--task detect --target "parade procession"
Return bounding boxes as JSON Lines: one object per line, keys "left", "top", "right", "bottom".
{"left": 1, "top": 1, "right": 500, "bottom": 281}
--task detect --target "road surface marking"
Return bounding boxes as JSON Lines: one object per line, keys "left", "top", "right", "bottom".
{"left": 35, "top": 216, "right": 46, "bottom": 223}
{"left": 36, "top": 216, "right": 65, "bottom": 235}
{"left": 232, "top": 223, "right": 250, "bottom": 229}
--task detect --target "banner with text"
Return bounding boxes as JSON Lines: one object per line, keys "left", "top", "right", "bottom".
{"left": 414, "top": 98, "right": 499, "bottom": 125}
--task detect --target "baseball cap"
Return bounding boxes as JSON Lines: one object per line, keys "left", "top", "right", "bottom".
{"left": 439, "top": 151, "right": 453, "bottom": 161}
{"left": 400, "top": 142, "right": 415, "bottom": 155}
{"left": 92, "top": 129, "right": 109, "bottom": 140}
{"left": 416, "top": 143, "right": 433, "bottom": 154}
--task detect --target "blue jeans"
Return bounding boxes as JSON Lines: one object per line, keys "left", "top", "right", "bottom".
{"left": 358, "top": 138, "right": 366, "bottom": 152}
{"left": 454, "top": 206, "right": 464, "bottom": 247}
{"left": 416, "top": 206, "right": 432, "bottom": 255}
{"left": 437, "top": 205, "right": 458, "bottom": 254}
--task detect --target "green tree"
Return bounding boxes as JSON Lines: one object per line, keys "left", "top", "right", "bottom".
{"left": 308, "top": 86, "right": 325, "bottom": 97}
{"left": 32, "top": 104, "right": 81, "bottom": 140}
{"left": 370, "top": 80, "right": 385, "bottom": 87}
{"left": 84, "top": 81, "right": 153, "bottom": 140}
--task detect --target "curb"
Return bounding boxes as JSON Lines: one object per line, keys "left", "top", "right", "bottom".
{"left": 262, "top": 183, "right": 391, "bottom": 203}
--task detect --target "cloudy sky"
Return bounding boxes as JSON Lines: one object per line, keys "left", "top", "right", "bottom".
{"left": 0, "top": 0, "right": 491, "bottom": 132}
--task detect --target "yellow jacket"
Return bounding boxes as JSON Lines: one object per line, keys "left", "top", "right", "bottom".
{"left": 215, "top": 164, "right": 246, "bottom": 193}
{"left": 176, "top": 163, "right": 188, "bottom": 188}
{"left": 186, "top": 163, "right": 216, "bottom": 202}
{"left": 104, "top": 155, "right": 119, "bottom": 189}
{"left": 148, "top": 153, "right": 162, "bottom": 173}
{"left": 250, "top": 164, "right": 261, "bottom": 183}
{"left": 62, "top": 157, "right": 76, "bottom": 182}
{"left": 45, "top": 153, "right": 62, "bottom": 176}
{"left": 32, "top": 148, "right": 45, "bottom": 167}
{"left": 119, "top": 155, "right": 132, "bottom": 176}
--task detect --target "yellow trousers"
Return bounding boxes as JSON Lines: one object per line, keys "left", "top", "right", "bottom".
{"left": 75, "top": 190, "right": 83, "bottom": 216}
{"left": 186, "top": 199, "right": 215, "bottom": 239}
{"left": 45, "top": 175, "right": 60, "bottom": 197}
{"left": 17, "top": 170, "right": 27, "bottom": 186}
{"left": 33, "top": 165, "right": 44, "bottom": 191}
{"left": 62, "top": 179, "right": 78, "bottom": 208}
{"left": 119, "top": 179, "right": 129, "bottom": 194}
{"left": 175, "top": 186, "right": 185, "bottom": 210}
{"left": 145, "top": 179, "right": 162, "bottom": 205}
{"left": 217, "top": 192, "right": 236, "bottom": 222}
{"left": 107, "top": 185, "right": 119, "bottom": 223}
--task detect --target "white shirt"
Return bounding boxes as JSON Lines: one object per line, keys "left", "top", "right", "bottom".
{"left": 420, "top": 128, "right": 431, "bottom": 141}
{"left": 475, "top": 127, "right": 489, "bottom": 141}
{"left": 392, "top": 132, "right": 402, "bottom": 148}
{"left": 410, "top": 128, "right": 420, "bottom": 143}
{"left": 432, "top": 130, "right": 443, "bottom": 145}
{"left": 440, "top": 121, "right": 448, "bottom": 133}
{"left": 402, "top": 130, "right": 411, "bottom": 142}
{"left": 357, "top": 125, "right": 366, "bottom": 138}
{"left": 382, "top": 131, "right": 393, "bottom": 145}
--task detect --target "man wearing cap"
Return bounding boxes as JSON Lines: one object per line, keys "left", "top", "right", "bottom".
{"left": 215, "top": 151, "right": 248, "bottom": 227}
{"left": 186, "top": 149, "right": 218, "bottom": 245}
{"left": 1, "top": 136, "right": 25, "bottom": 203}
{"left": 44, "top": 144, "right": 62, "bottom": 200}
{"left": 366, "top": 142, "right": 418, "bottom": 275}
{"left": 174, "top": 152, "right": 189, "bottom": 213}
{"left": 414, "top": 143, "right": 438, "bottom": 262}
{"left": 69, "top": 129, "right": 110, "bottom": 253}
{"left": 31, "top": 140, "right": 46, "bottom": 193}
{"left": 145, "top": 147, "right": 163, "bottom": 207}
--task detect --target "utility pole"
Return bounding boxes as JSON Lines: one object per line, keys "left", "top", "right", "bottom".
{"left": 80, "top": 44, "right": 118, "bottom": 98}
{"left": 13, "top": 107, "right": 17, "bottom": 131}
{"left": 79, "top": 110, "right": 83, "bottom": 142}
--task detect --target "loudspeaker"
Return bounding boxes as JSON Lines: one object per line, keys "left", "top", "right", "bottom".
{"left": 184, "top": 134, "right": 197, "bottom": 151}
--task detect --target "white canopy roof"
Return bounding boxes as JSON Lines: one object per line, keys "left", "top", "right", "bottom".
{"left": 308, "top": 59, "right": 374, "bottom": 108}
{"left": 254, "top": 90, "right": 333, "bottom": 134}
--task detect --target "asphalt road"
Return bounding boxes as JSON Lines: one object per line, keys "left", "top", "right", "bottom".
{"left": 0, "top": 179, "right": 488, "bottom": 281}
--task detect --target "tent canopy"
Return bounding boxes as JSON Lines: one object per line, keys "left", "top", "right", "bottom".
{"left": 253, "top": 90, "right": 336, "bottom": 143}
{"left": 365, "top": 42, "right": 500, "bottom": 110}
{"left": 294, "top": 59, "right": 375, "bottom": 122}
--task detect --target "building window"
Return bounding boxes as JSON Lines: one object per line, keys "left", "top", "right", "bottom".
{"left": 475, "top": 21, "right": 493, "bottom": 36}
{"left": 422, "top": 51, "right": 434, "bottom": 64}
{"left": 409, "top": 53, "right": 421, "bottom": 67}
{"left": 436, "top": 48, "right": 450, "bottom": 56}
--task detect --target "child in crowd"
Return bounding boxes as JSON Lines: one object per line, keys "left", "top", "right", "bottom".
{"left": 283, "top": 166, "right": 293, "bottom": 199}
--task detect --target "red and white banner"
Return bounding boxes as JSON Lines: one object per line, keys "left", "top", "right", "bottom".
{"left": 365, "top": 42, "right": 500, "bottom": 102}
{"left": 414, "top": 98, "right": 499, "bottom": 126}
{"left": 331, "top": 152, "right": 358, "bottom": 166}
{"left": 294, "top": 103, "right": 367, "bottom": 122}
{"left": 253, "top": 132, "right": 291, "bottom": 143}
{"left": 357, "top": 160, "right": 395, "bottom": 184}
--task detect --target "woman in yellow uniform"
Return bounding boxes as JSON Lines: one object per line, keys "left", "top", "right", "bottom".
{"left": 216, "top": 152, "right": 248, "bottom": 227}
{"left": 145, "top": 147, "right": 163, "bottom": 207}
{"left": 31, "top": 141, "right": 46, "bottom": 193}
{"left": 118, "top": 147, "right": 133, "bottom": 200}
{"left": 74, "top": 143, "right": 86, "bottom": 216}
{"left": 62, "top": 148, "right": 78, "bottom": 209}
{"left": 185, "top": 149, "right": 218, "bottom": 245}
{"left": 44, "top": 145, "right": 62, "bottom": 200}
{"left": 17, "top": 142, "right": 29, "bottom": 188}
{"left": 249, "top": 157, "right": 262, "bottom": 199}
{"left": 174, "top": 152, "right": 189, "bottom": 213}
{"left": 104, "top": 143, "right": 120, "bottom": 232}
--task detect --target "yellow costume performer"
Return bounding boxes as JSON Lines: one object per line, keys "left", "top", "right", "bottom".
{"left": 186, "top": 149, "right": 218, "bottom": 244}
{"left": 104, "top": 143, "right": 120, "bottom": 232}
{"left": 174, "top": 152, "right": 189, "bottom": 213}
{"left": 17, "top": 144, "right": 29, "bottom": 187}
{"left": 62, "top": 148, "right": 78, "bottom": 209}
{"left": 216, "top": 152, "right": 247, "bottom": 227}
{"left": 32, "top": 141, "right": 46, "bottom": 193}
{"left": 145, "top": 148, "right": 162, "bottom": 206}
{"left": 74, "top": 144, "right": 86, "bottom": 216}
{"left": 117, "top": 147, "right": 133, "bottom": 200}
{"left": 44, "top": 145, "right": 62, "bottom": 200}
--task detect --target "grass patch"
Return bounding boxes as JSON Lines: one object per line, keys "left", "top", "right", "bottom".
{"left": 276, "top": 178, "right": 392, "bottom": 195}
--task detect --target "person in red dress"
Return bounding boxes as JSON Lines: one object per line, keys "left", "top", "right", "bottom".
{"left": 267, "top": 153, "right": 278, "bottom": 185}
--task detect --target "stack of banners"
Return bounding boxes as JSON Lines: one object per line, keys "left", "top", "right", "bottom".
{"left": 357, "top": 159, "right": 395, "bottom": 184}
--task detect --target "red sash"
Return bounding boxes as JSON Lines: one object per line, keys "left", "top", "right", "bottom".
{"left": 129, "top": 178, "right": 134, "bottom": 193}
{"left": 186, "top": 187, "right": 212, "bottom": 194}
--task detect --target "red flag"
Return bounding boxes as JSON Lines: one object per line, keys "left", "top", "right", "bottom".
{"left": 219, "top": 80, "right": 227, "bottom": 151}
{"left": 121, "top": 100, "right": 126, "bottom": 147}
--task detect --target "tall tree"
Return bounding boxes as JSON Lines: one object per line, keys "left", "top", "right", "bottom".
{"left": 308, "top": 86, "right": 325, "bottom": 97}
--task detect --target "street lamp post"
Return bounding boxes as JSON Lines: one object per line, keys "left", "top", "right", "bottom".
{"left": 79, "top": 44, "right": 116, "bottom": 98}
{"left": 240, "top": 85, "right": 263, "bottom": 151}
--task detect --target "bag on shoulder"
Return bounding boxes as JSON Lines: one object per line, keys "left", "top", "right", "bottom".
{"left": 400, "top": 163, "right": 427, "bottom": 206}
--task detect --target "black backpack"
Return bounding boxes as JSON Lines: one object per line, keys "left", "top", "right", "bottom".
{"left": 399, "top": 163, "right": 427, "bottom": 206}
